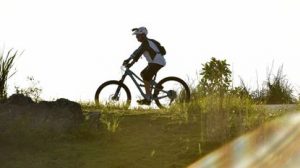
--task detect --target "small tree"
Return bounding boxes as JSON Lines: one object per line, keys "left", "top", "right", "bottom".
{"left": 196, "top": 57, "right": 232, "bottom": 140}
{"left": 0, "top": 48, "right": 20, "bottom": 100}
{"left": 197, "top": 57, "right": 232, "bottom": 97}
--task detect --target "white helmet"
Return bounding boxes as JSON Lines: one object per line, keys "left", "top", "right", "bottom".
{"left": 132, "top": 27, "right": 148, "bottom": 35}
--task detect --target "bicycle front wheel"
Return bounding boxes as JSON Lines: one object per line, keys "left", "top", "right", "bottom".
{"left": 153, "top": 77, "right": 190, "bottom": 109}
{"left": 94, "top": 80, "right": 131, "bottom": 108}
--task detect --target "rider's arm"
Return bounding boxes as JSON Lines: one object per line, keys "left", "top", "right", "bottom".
{"left": 129, "top": 41, "right": 147, "bottom": 62}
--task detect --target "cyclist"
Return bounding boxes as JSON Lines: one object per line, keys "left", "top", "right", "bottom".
{"left": 123, "top": 27, "right": 166, "bottom": 105}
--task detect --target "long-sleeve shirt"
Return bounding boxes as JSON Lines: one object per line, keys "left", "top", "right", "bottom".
{"left": 130, "top": 39, "right": 166, "bottom": 66}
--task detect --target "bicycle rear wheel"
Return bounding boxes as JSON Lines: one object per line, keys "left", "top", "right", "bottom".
{"left": 94, "top": 80, "right": 131, "bottom": 108}
{"left": 153, "top": 77, "right": 190, "bottom": 109}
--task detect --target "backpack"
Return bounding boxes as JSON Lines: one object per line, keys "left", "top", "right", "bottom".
{"left": 150, "top": 39, "right": 166, "bottom": 56}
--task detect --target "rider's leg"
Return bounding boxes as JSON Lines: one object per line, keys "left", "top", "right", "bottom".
{"left": 144, "top": 80, "right": 151, "bottom": 100}
{"left": 140, "top": 66, "right": 152, "bottom": 101}
{"left": 138, "top": 63, "right": 163, "bottom": 105}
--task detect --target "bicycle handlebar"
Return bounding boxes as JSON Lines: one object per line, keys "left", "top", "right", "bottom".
{"left": 123, "top": 60, "right": 135, "bottom": 69}
{"left": 127, "top": 62, "right": 135, "bottom": 68}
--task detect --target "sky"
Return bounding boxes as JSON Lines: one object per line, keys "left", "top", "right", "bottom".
{"left": 1, "top": 0, "right": 300, "bottom": 102}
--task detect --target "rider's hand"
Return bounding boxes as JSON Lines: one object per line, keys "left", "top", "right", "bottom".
{"left": 123, "top": 59, "right": 130, "bottom": 66}
{"left": 127, "top": 62, "right": 135, "bottom": 68}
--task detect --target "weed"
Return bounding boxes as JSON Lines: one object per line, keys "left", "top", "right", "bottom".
{"left": 100, "top": 113, "right": 123, "bottom": 133}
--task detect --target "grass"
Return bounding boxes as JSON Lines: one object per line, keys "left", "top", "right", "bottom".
{"left": 1, "top": 96, "right": 298, "bottom": 168}
{"left": 0, "top": 48, "right": 20, "bottom": 100}
{"left": 238, "top": 64, "right": 297, "bottom": 104}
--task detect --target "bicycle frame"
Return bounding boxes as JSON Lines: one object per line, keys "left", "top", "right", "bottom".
{"left": 113, "top": 67, "right": 169, "bottom": 101}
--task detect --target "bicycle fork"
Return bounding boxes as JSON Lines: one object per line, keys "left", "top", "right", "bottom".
{"left": 111, "top": 74, "right": 127, "bottom": 101}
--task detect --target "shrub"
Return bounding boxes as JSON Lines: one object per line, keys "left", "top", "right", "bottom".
{"left": 248, "top": 65, "right": 295, "bottom": 104}
{"left": 14, "top": 76, "right": 42, "bottom": 102}
{"left": 230, "top": 78, "right": 252, "bottom": 99}
{"left": 264, "top": 65, "right": 295, "bottom": 104}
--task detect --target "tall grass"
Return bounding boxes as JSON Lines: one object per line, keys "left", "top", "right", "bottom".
{"left": 100, "top": 113, "right": 123, "bottom": 133}
{"left": 264, "top": 65, "right": 295, "bottom": 104}
{"left": 0, "top": 48, "right": 21, "bottom": 100}
{"left": 245, "top": 65, "right": 296, "bottom": 104}
{"left": 167, "top": 94, "right": 268, "bottom": 143}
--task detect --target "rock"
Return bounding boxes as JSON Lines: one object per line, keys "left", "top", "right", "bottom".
{"left": 0, "top": 94, "right": 84, "bottom": 134}
{"left": 5, "top": 94, "right": 34, "bottom": 105}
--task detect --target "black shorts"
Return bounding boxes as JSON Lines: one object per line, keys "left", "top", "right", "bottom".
{"left": 140, "top": 63, "right": 163, "bottom": 81}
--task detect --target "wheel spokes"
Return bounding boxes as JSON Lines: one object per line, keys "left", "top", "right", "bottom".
{"left": 96, "top": 83, "right": 129, "bottom": 108}
{"left": 154, "top": 77, "right": 190, "bottom": 108}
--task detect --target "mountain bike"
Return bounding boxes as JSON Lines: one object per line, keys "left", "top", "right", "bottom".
{"left": 94, "top": 61, "right": 190, "bottom": 109}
